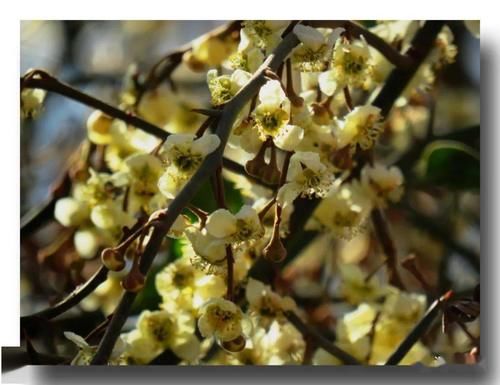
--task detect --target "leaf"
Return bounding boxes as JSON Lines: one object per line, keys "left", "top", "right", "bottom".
{"left": 223, "top": 179, "right": 244, "bottom": 213}
{"left": 418, "top": 140, "right": 480, "bottom": 190}
{"left": 190, "top": 178, "right": 244, "bottom": 214}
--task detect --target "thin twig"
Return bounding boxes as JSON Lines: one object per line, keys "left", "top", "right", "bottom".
{"left": 212, "top": 164, "right": 234, "bottom": 300}
{"left": 21, "top": 266, "right": 108, "bottom": 327}
{"left": 22, "top": 70, "right": 169, "bottom": 140}
{"left": 284, "top": 311, "right": 361, "bottom": 365}
{"left": 20, "top": 219, "right": 146, "bottom": 326}
{"left": 85, "top": 314, "right": 113, "bottom": 344}
{"left": 20, "top": 142, "right": 82, "bottom": 236}
{"left": 343, "top": 86, "right": 354, "bottom": 111}
{"left": 371, "top": 208, "right": 405, "bottom": 289}
{"left": 258, "top": 197, "right": 277, "bottom": 220}
{"left": 385, "top": 290, "right": 453, "bottom": 365}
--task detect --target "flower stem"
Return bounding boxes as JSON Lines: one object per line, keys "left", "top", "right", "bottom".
{"left": 343, "top": 86, "right": 354, "bottom": 111}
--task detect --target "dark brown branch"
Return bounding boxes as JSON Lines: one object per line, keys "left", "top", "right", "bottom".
{"left": 20, "top": 219, "right": 146, "bottom": 327}
{"left": 225, "top": 245, "right": 235, "bottom": 300}
{"left": 20, "top": 141, "right": 84, "bottom": 236}
{"left": 285, "top": 311, "right": 361, "bottom": 365}
{"left": 21, "top": 266, "right": 108, "bottom": 328}
{"left": 371, "top": 21, "right": 445, "bottom": 117}
{"left": 191, "top": 108, "right": 222, "bottom": 117}
{"left": 343, "top": 86, "right": 353, "bottom": 111}
{"left": 385, "top": 291, "right": 453, "bottom": 365}
{"left": 22, "top": 70, "right": 169, "bottom": 140}
{"left": 371, "top": 208, "right": 405, "bottom": 289}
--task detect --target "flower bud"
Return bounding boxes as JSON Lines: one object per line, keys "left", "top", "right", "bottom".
{"left": 245, "top": 143, "right": 268, "bottom": 178}
{"left": 74, "top": 229, "right": 100, "bottom": 260}
{"left": 311, "top": 103, "right": 331, "bottom": 125}
{"left": 263, "top": 230, "right": 287, "bottom": 263}
{"left": 70, "top": 163, "right": 91, "bottom": 183}
{"left": 101, "top": 248, "right": 125, "bottom": 271}
{"left": 183, "top": 51, "right": 206, "bottom": 72}
{"left": 261, "top": 164, "right": 281, "bottom": 186}
{"left": 331, "top": 146, "right": 353, "bottom": 170}
{"left": 21, "top": 88, "right": 46, "bottom": 119}
{"left": 245, "top": 142, "right": 281, "bottom": 186}
{"left": 54, "top": 197, "right": 89, "bottom": 227}
{"left": 122, "top": 263, "right": 145, "bottom": 292}
{"left": 86, "top": 110, "right": 113, "bottom": 145}
{"left": 220, "top": 335, "right": 246, "bottom": 353}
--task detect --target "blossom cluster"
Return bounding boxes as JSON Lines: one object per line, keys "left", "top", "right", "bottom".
{"left": 21, "top": 20, "right": 475, "bottom": 366}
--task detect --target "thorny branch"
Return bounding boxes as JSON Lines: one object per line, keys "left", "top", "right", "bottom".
{"left": 90, "top": 30, "right": 302, "bottom": 364}
{"left": 20, "top": 20, "right": 474, "bottom": 367}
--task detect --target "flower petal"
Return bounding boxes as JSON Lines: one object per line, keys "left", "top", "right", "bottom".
{"left": 170, "top": 333, "right": 201, "bottom": 362}
{"left": 258, "top": 80, "right": 287, "bottom": 109}
{"left": 64, "top": 331, "right": 89, "bottom": 349}
{"left": 293, "top": 24, "right": 325, "bottom": 51}
{"left": 318, "top": 70, "right": 338, "bottom": 96}
{"left": 231, "top": 69, "right": 252, "bottom": 91}
{"left": 206, "top": 209, "right": 237, "bottom": 238}
{"left": 54, "top": 197, "right": 89, "bottom": 227}
{"left": 273, "top": 124, "right": 304, "bottom": 151}
{"left": 162, "top": 134, "right": 195, "bottom": 153}
{"left": 74, "top": 228, "right": 101, "bottom": 259}
{"left": 277, "top": 183, "right": 301, "bottom": 206}
{"left": 192, "top": 133, "right": 221, "bottom": 157}
{"left": 197, "top": 313, "right": 213, "bottom": 338}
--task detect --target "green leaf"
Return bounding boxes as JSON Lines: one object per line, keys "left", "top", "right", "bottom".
{"left": 223, "top": 179, "right": 244, "bottom": 213}
{"left": 418, "top": 140, "right": 480, "bottom": 190}
{"left": 190, "top": 178, "right": 244, "bottom": 214}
